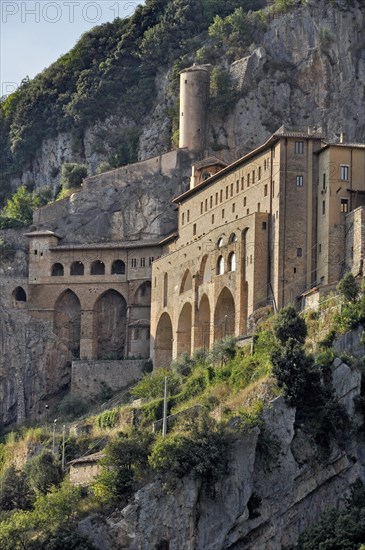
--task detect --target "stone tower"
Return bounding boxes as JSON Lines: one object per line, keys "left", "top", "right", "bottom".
{"left": 179, "top": 64, "right": 211, "bottom": 152}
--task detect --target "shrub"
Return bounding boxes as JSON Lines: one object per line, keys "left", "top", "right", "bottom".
{"left": 96, "top": 409, "right": 119, "bottom": 430}
{"left": 26, "top": 451, "right": 63, "bottom": 495}
{"left": 61, "top": 163, "right": 87, "bottom": 190}
{"left": 131, "top": 369, "right": 181, "bottom": 400}
{"left": 337, "top": 272, "right": 359, "bottom": 302}
{"left": 1, "top": 185, "right": 41, "bottom": 226}
{"left": 95, "top": 161, "right": 112, "bottom": 174}
{"left": 208, "top": 336, "right": 237, "bottom": 365}
{"left": 149, "top": 415, "right": 230, "bottom": 482}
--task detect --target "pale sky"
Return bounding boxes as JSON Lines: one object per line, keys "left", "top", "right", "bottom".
{"left": 0, "top": 1, "right": 142, "bottom": 97}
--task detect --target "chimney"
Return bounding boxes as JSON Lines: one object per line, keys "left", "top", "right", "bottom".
{"left": 340, "top": 132, "right": 346, "bottom": 144}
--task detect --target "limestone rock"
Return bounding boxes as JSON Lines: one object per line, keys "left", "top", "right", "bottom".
{"left": 332, "top": 361, "right": 362, "bottom": 416}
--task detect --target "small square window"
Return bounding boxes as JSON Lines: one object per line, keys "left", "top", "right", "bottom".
{"left": 297, "top": 248, "right": 302, "bottom": 257}
{"left": 262, "top": 222, "right": 267, "bottom": 230}
{"left": 340, "top": 165, "right": 349, "bottom": 181}
{"left": 140, "top": 257, "right": 145, "bottom": 267}
{"left": 295, "top": 141, "right": 304, "bottom": 154}
{"left": 296, "top": 175, "right": 304, "bottom": 187}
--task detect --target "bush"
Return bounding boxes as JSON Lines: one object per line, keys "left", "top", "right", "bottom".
{"left": 208, "top": 336, "right": 237, "bottom": 365}
{"left": 0, "top": 464, "right": 34, "bottom": 511}
{"left": 61, "top": 163, "right": 87, "bottom": 190}
{"left": 26, "top": 451, "right": 63, "bottom": 495}
{"left": 58, "top": 394, "right": 89, "bottom": 419}
{"left": 337, "top": 273, "right": 359, "bottom": 303}
{"left": 1, "top": 185, "right": 41, "bottom": 226}
{"left": 96, "top": 409, "right": 119, "bottom": 430}
{"left": 149, "top": 415, "right": 230, "bottom": 482}
{"left": 131, "top": 369, "right": 181, "bottom": 400}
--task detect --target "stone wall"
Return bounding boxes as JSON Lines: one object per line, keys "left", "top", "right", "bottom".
{"left": 71, "top": 360, "right": 145, "bottom": 399}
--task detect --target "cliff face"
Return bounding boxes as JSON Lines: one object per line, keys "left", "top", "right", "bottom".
{"left": 79, "top": 385, "right": 365, "bottom": 550}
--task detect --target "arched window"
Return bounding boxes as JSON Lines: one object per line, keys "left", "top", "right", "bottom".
{"left": 111, "top": 259, "right": 125, "bottom": 275}
{"left": 228, "top": 252, "right": 236, "bottom": 272}
{"left": 217, "top": 256, "right": 225, "bottom": 275}
{"left": 229, "top": 233, "right": 237, "bottom": 243}
{"left": 51, "top": 263, "right": 64, "bottom": 276}
{"left": 13, "top": 287, "right": 27, "bottom": 302}
{"left": 90, "top": 261, "right": 105, "bottom": 275}
{"left": 70, "top": 261, "right": 84, "bottom": 276}
{"left": 217, "top": 237, "right": 224, "bottom": 249}
{"left": 180, "top": 269, "right": 192, "bottom": 293}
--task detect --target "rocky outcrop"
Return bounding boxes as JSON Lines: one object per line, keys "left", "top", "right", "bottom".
{"left": 78, "top": 384, "right": 365, "bottom": 550}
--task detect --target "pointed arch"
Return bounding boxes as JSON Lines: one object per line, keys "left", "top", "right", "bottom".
{"left": 199, "top": 255, "right": 211, "bottom": 284}
{"left": 228, "top": 252, "right": 236, "bottom": 272}
{"left": 217, "top": 255, "right": 225, "bottom": 275}
{"left": 94, "top": 289, "right": 127, "bottom": 359}
{"left": 180, "top": 269, "right": 192, "bottom": 293}
{"left": 214, "top": 287, "right": 235, "bottom": 340}
{"left": 177, "top": 302, "right": 192, "bottom": 357}
{"left": 54, "top": 289, "right": 81, "bottom": 358}
{"left": 134, "top": 281, "right": 151, "bottom": 305}
{"left": 13, "top": 286, "right": 27, "bottom": 302}
{"left": 195, "top": 293, "right": 211, "bottom": 350}
{"left": 155, "top": 312, "right": 173, "bottom": 369}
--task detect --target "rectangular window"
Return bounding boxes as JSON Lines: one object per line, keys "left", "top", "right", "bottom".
{"left": 272, "top": 181, "right": 275, "bottom": 197}
{"left": 226, "top": 186, "right": 229, "bottom": 199}
{"left": 193, "top": 223, "right": 197, "bottom": 236}
{"left": 264, "top": 184, "right": 268, "bottom": 197}
{"left": 210, "top": 196, "right": 213, "bottom": 208}
{"left": 340, "top": 198, "right": 349, "bottom": 213}
{"left": 295, "top": 141, "right": 304, "bottom": 154}
{"left": 211, "top": 214, "right": 215, "bottom": 224}
{"left": 232, "top": 203, "right": 235, "bottom": 213}
{"left": 258, "top": 166, "right": 262, "bottom": 180}
{"left": 222, "top": 208, "right": 225, "bottom": 218}
{"left": 215, "top": 192, "right": 218, "bottom": 205}
{"left": 236, "top": 180, "right": 239, "bottom": 193}
{"left": 246, "top": 208, "right": 250, "bottom": 216}
{"left": 200, "top": 202, "right": 203, "bottom": 214}
{"left": 187, "top": 210, "right": 190, "bottom": 222}
{"left": 297, "top": 248, "right": 302, "bottom": 257}
{"left": 243, "top": 196, "right": 247, "bottom": 207}
{"left": 340, "top": 165, "right": 349, "bottom": 181}
{"left": 140, "top": 257, "right": 145, "bottom": 267}
{"left": 131, "top": 258, "right": 137, "bottom": 268}
{"left": 220, "top": 189, "right": 223, "bottom": 203}
{"left": 322, "top": 200, "right": 326, "bottom": 215}
{"left": 230, "top": 183, "right": 233, "bottom": 197}
{"left": 182, "top": 212, "right": 185, "bottom": 225}
{"left": 257, "top": 202, "right": 260, "bottom": 212}
{"left": 247, "top": 174, "right": 250, "bottom": 187}
{"left": 149, "top": 256, "right": 154, "bottom": 266}
{"left": 319, "top": 244, "right": 322, "bottom": 254}
{"left": 252, "top": 170, "right": 255, "bottom": 184}
{"left": 296, "top": 175, "right": 304, "bottom": 187}
{"left": 322, "top": 173, "right": 326, "bottom": 190}
{"left": 262, "top": 222, "right": 267, "bottom": 230}
{"left": 205, "top": 198, "right": 208, "bottom": 212}
{"left": 241, "top": 176, "right": 244, "bottom": 190}
{"left": 264, "top": 159, "right": 267, "bottom": 171}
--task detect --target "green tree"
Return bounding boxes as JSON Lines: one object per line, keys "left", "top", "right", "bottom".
{"left": 131, "top": 368, "right": 181, "bottom": 400}
{"left": 0, "top": 464, "right": 34, "bottom": 511}
{"left": 273, "top": 306, "right": 307, "bottom": 345}
{"left": 1, "top": 185, "right": 41, "bottom": 225}
{"left": 26, "top": 451, "right": 63, "bottom": 495}
{"left": 61, "top": 163, "right": 87, "bottom": 190}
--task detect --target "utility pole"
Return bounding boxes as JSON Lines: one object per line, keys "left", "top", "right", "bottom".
{"left": 162, "top": 376, "right": 168, "bottom": 438}
{"left": 62, "top": 425, "right": 66, "bottom": 470}
{"left": 224, "top": 315, "right": 227, "bottom": 338}
{"left": 52, "top": 419, "right": 57, "bottom": 455}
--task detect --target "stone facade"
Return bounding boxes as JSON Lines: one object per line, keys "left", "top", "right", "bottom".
{"left": 150, "top": 129, "right": 365, "bottom": 366}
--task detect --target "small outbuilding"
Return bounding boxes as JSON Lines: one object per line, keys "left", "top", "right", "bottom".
{"left": 68, "top": 451, "right": 104, "bottom": 486}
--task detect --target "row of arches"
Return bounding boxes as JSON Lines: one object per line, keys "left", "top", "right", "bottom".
{"left": 155, "top": 287, "right": 235, "bottom": 368}
{"left": 53, "top": 281, "right": 151, "bottom": 360}
{"left": 51, "top": 259, "right": 126, "bottom": 277}
{"left": 177, "top": 253, "right": 236, "bottom": 295}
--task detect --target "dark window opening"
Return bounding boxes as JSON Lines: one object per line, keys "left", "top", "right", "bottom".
{"left": 91, "top": 261, "right": 105, "bottom": 275}
{"left": 51, "top": 263, "right": 64, "bottom": 276}
{"left": 70, "top": 261, "right": 84, "bottom": 276}
{"left": 112, "top": 260, "right": 125, "bottom": 275}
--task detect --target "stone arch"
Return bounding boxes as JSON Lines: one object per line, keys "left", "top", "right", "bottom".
{"left": 195, "top": 293, "right": 211, "bottom": 350}
{"left": 134, "top": 281, "right": 151, "bottom": 305}
{"left": 180, "top": 269, "right": 192, "bottom": 293}
{"left": 54, "top": 289, "right": 81, "bottom": 358}
{"left": 111, "top": 259, "right": 125, "bottom": 275}
{"left": 229, "top": 233, "right": 237, "bottom": 243}
{"left": 51, "top": 263, "right": 64, "bottom": 276}
{"left": 177, "top": 302, "right": 192, "bottom": 357}
{"left": 214, "top": 287, "right": 235, "bottom": 340}
{"left": 12, "top": 286, "right": 27, "bottom": 308}
{"left": 70, "top": 261, "right": 84, "bottom": 276}
{"left": 228, "top": 252, "right": 236, "bottom": 272}
{"left": 199, "top": 255, "right": 211, "bottom": 284}
{"left": 94, "top": 290, "right": 127, "bottom": 360}
{"left": 155, "top": 312, "right": 173, "bottom": 369}
{"left": 91, "top": 260, "right": 105, "bottom": 275}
